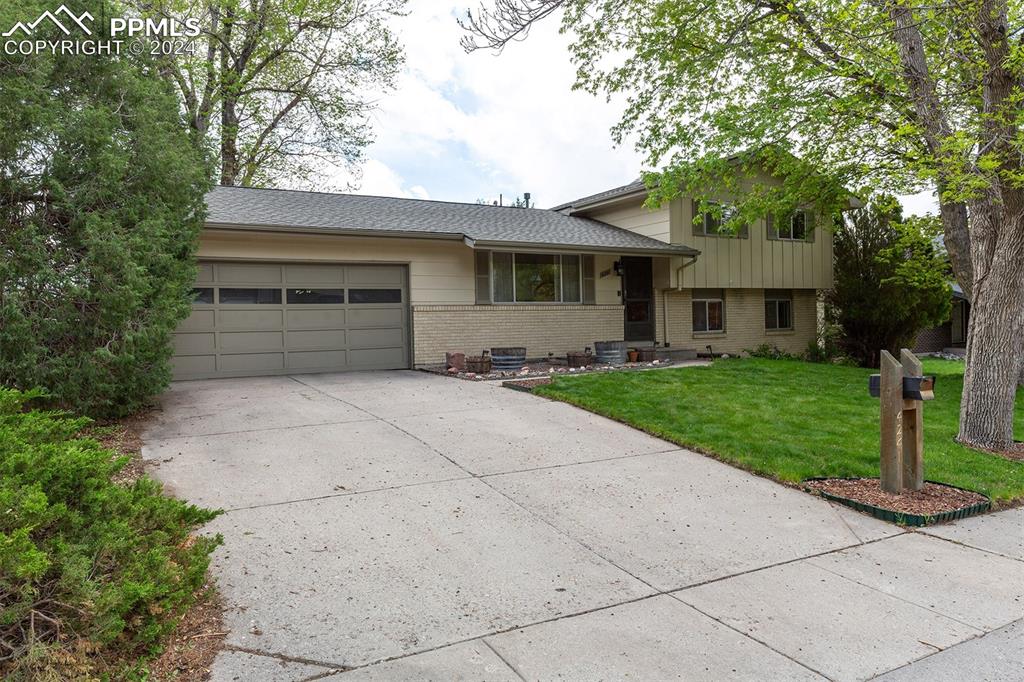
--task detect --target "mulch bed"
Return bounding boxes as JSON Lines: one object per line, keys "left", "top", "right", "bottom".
{"left": 502, "top": 377, "right": 553, "bottom": 392}
{"left": 806, "top": 478, "right": 988, "bottom": 518}
{"left": 146, "top": 581, "right": 227, "bottom": 681}
{"left": 86, "top": 413, "right": 228, "bottom": 680}
{"left": 983, "top": 441, "right": 1024, "bottom": 462}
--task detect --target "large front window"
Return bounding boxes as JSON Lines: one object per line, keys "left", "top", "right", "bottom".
{"left": 492, "top": 253, "right": 582, "bottom": 303}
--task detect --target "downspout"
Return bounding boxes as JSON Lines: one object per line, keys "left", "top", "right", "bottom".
{"left": 664, "top": 254, "right": 699, "bottom": 346}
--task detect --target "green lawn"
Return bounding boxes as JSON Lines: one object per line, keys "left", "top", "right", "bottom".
{"left": 534, "top": 358, "right": 1024, "bottom": 505}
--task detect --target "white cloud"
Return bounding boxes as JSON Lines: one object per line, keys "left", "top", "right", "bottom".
{"left": 353, "top": 158, "right": 431, "bottom": 199}
{"left": 333, "top": 1, "right": 642, "bottom": 207}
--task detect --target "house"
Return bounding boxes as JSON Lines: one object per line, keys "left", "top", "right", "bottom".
{"left": 913, "top": 284, "right": 970, "bottom": 355}
{"left": 170, "top": 178, "right": 834, "bottom": 380}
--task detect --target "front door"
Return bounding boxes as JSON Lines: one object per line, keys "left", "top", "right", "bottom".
{"left": 622, "top": 256, "right": 654, "bottom": 342}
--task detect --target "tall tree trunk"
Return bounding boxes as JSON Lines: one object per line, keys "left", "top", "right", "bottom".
{"left": 958, "top": 198, "right": 1024, "bottom": 450}
{"left": 220, "top": 95, "right": 239, "bottom": 185}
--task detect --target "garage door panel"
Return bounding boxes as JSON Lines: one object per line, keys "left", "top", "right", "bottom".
{"left": 288, "top": 350, "right": 348, "bottom": 370}
{"left": 171, "top": 354, "right": 216, "bottom": 376}
{"left": 217, "top": 263, "right": 283, "bottom": 284}
{"left": 173, "top": 261, "right": 409, "bottom": 379}
{"left": 174, "top": 332, "right": 216, "bottom": 355}
{"left": 220, "top": 331, "right": 284, "bottom": 352}
{"left": 219, "top": 309, "right": 284, "bottom": 330}
{"left": 348, "top": 327, "right": 404, "bottom": 349}
{"left": 178, "top": 309, "right": 215, "bottom": 332}
{"left": 196, "top": 263, "right": 215, "bottom": 283}
{"left": 219, "top": 352, "right": 285, "bottom": 372}
{"left": 286, "top": 264, "right": 345, "bottom": 285}
{"left": 286, "top": 308, "right": 346, "bottom": 329}
{"left": 347, "top": 265, "right": 404, "bottom": 286}
{"left": 349, "top": 347, "right": 405, "bottom": 367}
{"left": 287, "top": 329, "right": 347, "bottom": 350}
{"left": 347, "top": 307, "right": 404, "bottom": 327}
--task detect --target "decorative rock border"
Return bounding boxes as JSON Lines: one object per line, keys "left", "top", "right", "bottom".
{"left": 803, "top": 477, "right": 991, "bottom": 527}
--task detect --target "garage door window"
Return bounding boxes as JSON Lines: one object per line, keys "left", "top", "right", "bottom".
{"left": 192, "top": 288, "right": 214, "bottom": 304}
{"left": 348, "top": 289, "right": 402, "bottom": 303}
{"left": 287, "top": 288, "right": 344, "bottom": 304}
{"left": 219, "top": 288, "right": 282, "bottom": 304}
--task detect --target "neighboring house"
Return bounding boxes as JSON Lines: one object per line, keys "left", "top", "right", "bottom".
{"left": 170, "top": 179, "right": 835, "bottom": 380}
{"left": 913, "top": 284, "right": 970, "bottom": 354}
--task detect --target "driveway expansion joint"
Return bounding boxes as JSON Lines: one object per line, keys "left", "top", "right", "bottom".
{"left": 221, "top": 643, "right": 350, "bottom": 671}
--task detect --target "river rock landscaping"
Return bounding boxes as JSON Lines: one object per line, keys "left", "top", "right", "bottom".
{"left": 422, "top": 358, "right": 677, "bottom": 381}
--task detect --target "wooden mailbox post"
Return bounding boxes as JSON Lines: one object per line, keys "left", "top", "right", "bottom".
{"left": 869, "top": 349, "right": 935, "bottom": 494}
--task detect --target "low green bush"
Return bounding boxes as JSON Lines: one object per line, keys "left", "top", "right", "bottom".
{"left": 0, "top": 389, "right": 221, "bottom": 679}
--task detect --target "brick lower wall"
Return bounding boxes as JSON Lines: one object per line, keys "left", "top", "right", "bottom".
{"left": 412, "top": 304, "right": 624, "bottom": 366}
{"left": 654, "top": 288, "right": 818, "bottom": 356}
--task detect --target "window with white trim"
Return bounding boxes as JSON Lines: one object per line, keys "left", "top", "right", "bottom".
{"left": 692, "top": 289, "right": 725, "bottom": 332}
{"left": 764, "top": 289, "right": 793, "bottom": 330}
{"left": 771, "top": 210, "right": 812, "bottom": 240}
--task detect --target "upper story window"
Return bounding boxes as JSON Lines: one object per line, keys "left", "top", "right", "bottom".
{"left": 693, "top": 201, "right": 749, "bottom": 238}
{"left": 769, "top": 210, "right": 814, "bottom": 241}
{"left": 475, "top": 252, "right": 594, "bottom": 304}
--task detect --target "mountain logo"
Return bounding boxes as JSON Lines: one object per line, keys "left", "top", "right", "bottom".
{"left": 3, "top": 5, "right": 94, "bottom": 37}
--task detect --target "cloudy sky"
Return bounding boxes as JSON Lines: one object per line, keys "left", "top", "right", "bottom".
{"left": 331, "top": 1, "right": 938, "bottom": 215}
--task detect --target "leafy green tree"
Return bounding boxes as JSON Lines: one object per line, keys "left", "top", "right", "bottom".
{"left": 826, "top": 199, "right": 952, "bottom": 368}
{"left": 151, "top": 0, "right": 406, "bottom": 187}
{"left": 0, "top": 0, "right": 210, "bottom": 418}
{"left": 462, "top": 0, "right": 1024, "bottom": 450}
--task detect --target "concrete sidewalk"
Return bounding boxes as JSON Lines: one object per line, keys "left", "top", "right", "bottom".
{"left": 143, "top": 370, "right": 1024, "bottom": 681}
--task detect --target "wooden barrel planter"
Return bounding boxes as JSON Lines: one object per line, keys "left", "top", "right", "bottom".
{"left": 594, "top": 340, "right": 626, "bottom": 364}
{"left": 637, "top": 347, "right": 656, "bottom": 362}
{"left": 465, "top": 355, "right": 492, "bottom": 373}
{"left": 566, "top": 351, "right": 594, "bottom": 368}
{"left": 491, "top": 347, "right": 527, "bottom": 371}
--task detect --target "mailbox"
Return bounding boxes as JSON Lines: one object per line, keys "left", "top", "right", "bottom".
{"left": 868, "top": 374, "right": 936, "bottom": 401}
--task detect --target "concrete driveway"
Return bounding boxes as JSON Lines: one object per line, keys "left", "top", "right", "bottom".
{"left": 143, "top": 371, "right": 1024, "bottom": 681}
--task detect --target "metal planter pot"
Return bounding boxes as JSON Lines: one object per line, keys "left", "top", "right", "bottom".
{"left": 491, "top": 347, "right": 527, "bottom": 371}
{"left": 594, "top": 340, "right": 626, "bottom": 364}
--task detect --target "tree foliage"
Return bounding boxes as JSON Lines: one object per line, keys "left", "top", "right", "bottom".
{"left": 463, "top": 0, "right": 1024, "bottom": 449}
{"left": 826, "top": 199, "right": 952, "bottom": 367}
{"left": 152, "top": 0, "right": 406, "bottom": 187}
{"left": 0, "top": 389, "right": 219, "bottom": 678}
{"left": 0, "top": 0, "right": 211, "bottom": 418}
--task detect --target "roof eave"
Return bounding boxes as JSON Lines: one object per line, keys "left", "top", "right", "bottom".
{"left": 465, "top": 236, "right": 698, "bottom": 257}
{"left": 556, "top": 188, "right": 650, "bottom": 214}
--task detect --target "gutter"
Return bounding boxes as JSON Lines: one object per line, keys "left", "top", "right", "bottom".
{"left": 466, "top": 237, "right": 698, "bottom": 257}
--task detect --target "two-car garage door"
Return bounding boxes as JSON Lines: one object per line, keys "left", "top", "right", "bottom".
{"left": 171, "top": 261, "right": 410, "bottom": 380}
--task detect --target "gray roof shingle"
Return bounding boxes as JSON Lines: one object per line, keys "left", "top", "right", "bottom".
{"left": 551, "top": 178, "right": 647, "bottom": 212}
{"left": 205, "top": 186, "right": 695, "bottom": 255}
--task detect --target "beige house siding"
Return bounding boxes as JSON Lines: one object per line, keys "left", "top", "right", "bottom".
{"left": 675, "top": 198, "right": 833, "bottom": 290}
{"left": 581, "top": 183, "right": 834, "bottom": 292}
{"left": 655, "top": 288, "right": 817, "bottom": 355}
{"left": 412, "top": 304, "right": 623, "bottom": 366}
{"left": 199, "top": 230, "right": 477, "bottom": 305}
{"left": 584, "top": 201, "right": 671, "bottom": 243}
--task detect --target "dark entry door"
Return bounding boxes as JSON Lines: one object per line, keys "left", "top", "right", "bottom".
{"left": 622, "top": 256, "right": 654, "bottom": 342}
